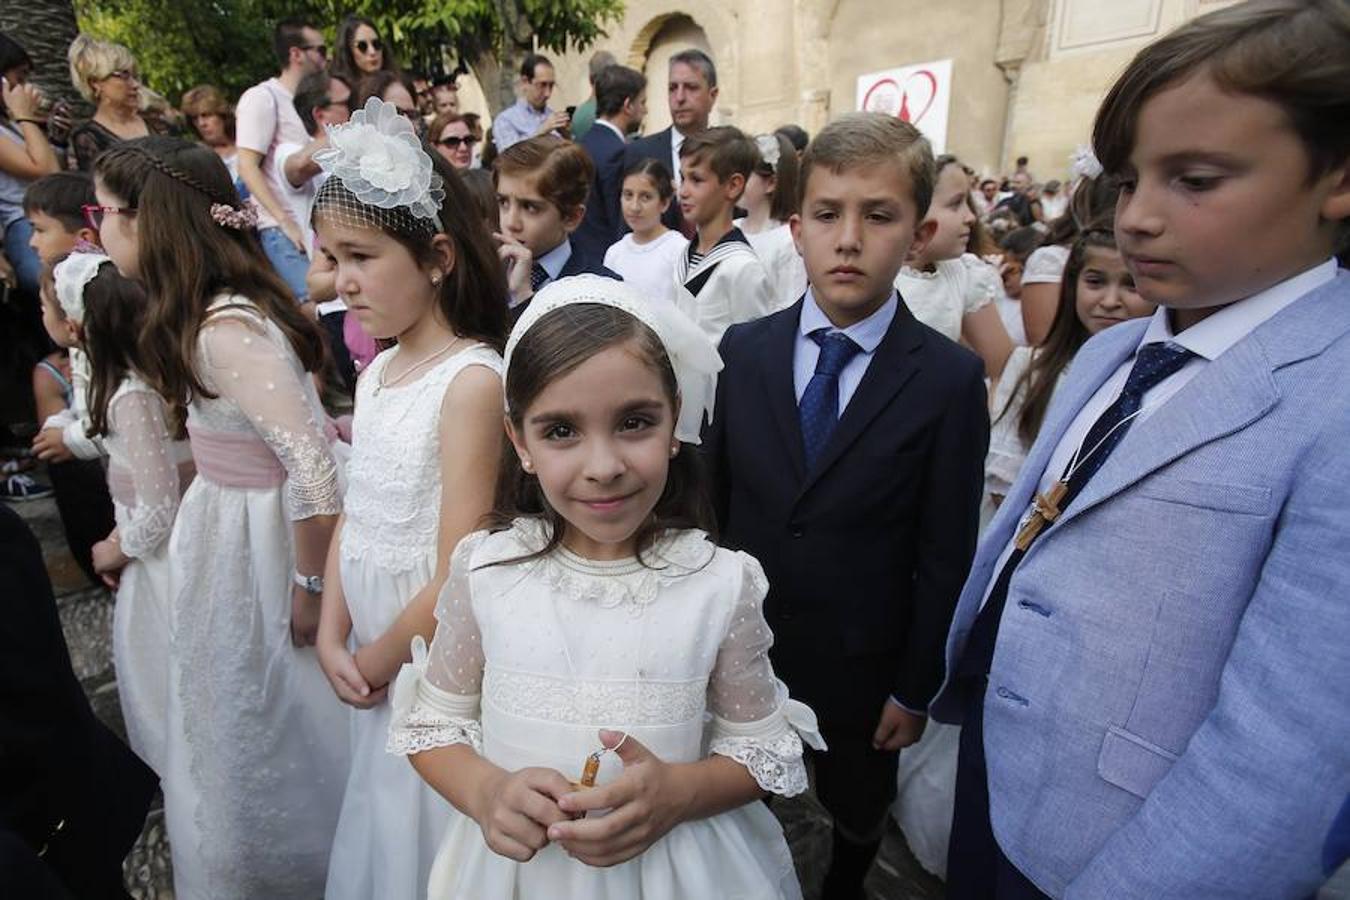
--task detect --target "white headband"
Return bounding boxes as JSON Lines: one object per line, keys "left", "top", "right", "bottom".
{"left": 503, "top": 275, "right": 723, "bottom": 445}
{"left": 52, "top": 251, "right": 112, "bottom": 323}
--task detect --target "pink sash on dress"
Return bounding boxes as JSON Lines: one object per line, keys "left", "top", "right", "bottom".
{"left": 186, "top": 422, "right": 286, "bottom": 489}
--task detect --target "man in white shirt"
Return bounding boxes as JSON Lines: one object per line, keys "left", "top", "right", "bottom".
{"left": 234, "top": 18, "right": 327, "bottom": 300}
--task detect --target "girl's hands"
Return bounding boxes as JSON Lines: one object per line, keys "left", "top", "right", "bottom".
{"left": 317, "top": 635, "right": 385, "bottom": 708}
{"left": 290, "top": 583, "right": 321, "bottom": 647}
{"left": 471, "top": 765, "right": 574, "bottom": 862}
{"left": 549, "top": 731, "right": 687, "bottom": 867}
{"left": 91, "top": 536, "right": 127, "bottom": 589}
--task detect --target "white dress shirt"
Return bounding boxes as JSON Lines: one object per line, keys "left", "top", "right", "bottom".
{"left": 670, "top": 127, "right": 687, "bottom": 188}
{"left": 980, "top": 257, "right": 1339, "bottom": 609}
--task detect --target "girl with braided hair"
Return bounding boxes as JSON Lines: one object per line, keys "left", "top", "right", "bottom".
{"left": 92, "top": 135, "right": 349, "bottom": 898}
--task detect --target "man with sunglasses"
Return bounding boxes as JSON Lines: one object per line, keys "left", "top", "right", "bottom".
{"left": 235, "top": 17, "right": 327, "bottom": 303}
{"left": 491, "top": 52, "right": 569, "bottom": 153}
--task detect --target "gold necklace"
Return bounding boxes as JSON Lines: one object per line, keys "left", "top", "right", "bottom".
{"left": 374, "top": 337, "right": 464, "bottom": 395}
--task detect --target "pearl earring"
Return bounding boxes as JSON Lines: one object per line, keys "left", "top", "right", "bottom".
{"left": 670, "top": 443, "right": 679, "bottom": 458}
{"left": 521, "top": 458, "right": 534, "bottom": 473}
{"left": 431, "top": 273, "right": 442, "bottom": 286}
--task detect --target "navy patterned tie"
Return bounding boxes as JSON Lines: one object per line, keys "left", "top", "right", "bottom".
{"left": 799, "top": 330, "right": 862, "bottom": 469}
{"left": 530, "top": 263, "right": 549, "bottom": 292}
{"left": 958, "top": 341, "right": 1195, "bottom": 681}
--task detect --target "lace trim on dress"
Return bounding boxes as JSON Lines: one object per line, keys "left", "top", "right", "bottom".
{"left": 387, "top": 635, "right": 484, "bottom": 755}
{"left": 119, "top": 494, "right": 180, "bottom": 559}
{"left": 709, "top": 732, "right": 809, "bottom": 797}
{"left": 486, "top": 668, "right": 708, "bottom": 726}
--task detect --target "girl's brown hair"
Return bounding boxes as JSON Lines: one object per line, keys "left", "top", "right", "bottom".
{"left": 493, "top": 136, "right": 593, "bottom": 219}
{"left": 491, "top": 303, "right": 714, "bottom": 567}
{"left": 997, "top": 223, "right": 1119, "bottom": 447}
{"left": 80, "top": 261, "right": 151, "bottom": 437}
{"left": 94, "top": 136, "right": 325, "bottom": 433}
{"left": 1093, "top": 0, "right": 1350, "bottom": 182}
{"left": 757, "top": 133, "right": 800, "bottom": 223}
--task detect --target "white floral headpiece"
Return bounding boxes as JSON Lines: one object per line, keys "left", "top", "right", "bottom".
{"left": 314, "top": 96, "right": 444, "bottom": 225}
{"left": 755, "top": 134, "right": 781, "bottom": 170}
{"left": 504, "top": 275, "right": 723, "bottom": 445}
{"left": 1069, "top": 144, "right": 1104, "bottom": 181}
{"left": 53, "top": 251, "right": 111, "bottom": 323}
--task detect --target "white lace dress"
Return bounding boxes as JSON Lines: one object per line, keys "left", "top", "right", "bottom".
{"left": 895, "top": 253, "right": 1000, "bottom": 342}
{"left": 105, "top": 375, "right": 193, "bottom": 775}
{"left": 388, "top": 522, "right": 822, "bottom": 900}
{"left": 163, "top": 297, "right": 349, "bottom": 899}
{"left": 328, "top": 343, "right": 504, "bottom": 900}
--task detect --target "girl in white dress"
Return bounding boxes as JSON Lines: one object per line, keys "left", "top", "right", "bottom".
{"left": 603, "top": 158, "right": 686, "bottom": 307}
{"left": 310, "top": 99, "right": 508, "bottom": 899}
{"left": 51, "top": 253, "right": 194, "bottom": 776}
{"left": 94, "top": 136, "right": 349, "bottom": 899}
{"left": 389, "top": 276, "right": 823, "bottom": 900}
{"left": 896, "top": 153, "right": 1012, "bottom": 377}
{"left": 734, "top": 133, "right": 808, "bottom": 310}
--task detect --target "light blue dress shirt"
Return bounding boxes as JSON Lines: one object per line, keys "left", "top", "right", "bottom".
{"left": 492, "top": 99, "right": 554, "bottom": 152}
{"left": 792, "top": 288, "right": 898, "bottom": 412}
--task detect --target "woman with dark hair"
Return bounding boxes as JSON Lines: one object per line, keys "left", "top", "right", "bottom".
{"left": 330, "top": 16, "right": 398, "bottom": 90}
{"left": 352, "top": 70, "right": 422, "bottom": 136}
{"left": 0, "top": 33, "right": 60, "bottom": 300}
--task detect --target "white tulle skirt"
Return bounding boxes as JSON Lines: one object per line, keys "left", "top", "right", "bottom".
{"left": 327, "top": 551, "right": 453, "bottom": 900}
{"left": 112, "top": 544, "right": 172, "bottom": 775}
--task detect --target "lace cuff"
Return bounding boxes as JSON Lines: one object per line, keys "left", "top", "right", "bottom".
{"left": 708, "top": 696, "right": 826, "bottom": 797}
{"left": 386, "top": 636, "right": 483, "bottom": 756}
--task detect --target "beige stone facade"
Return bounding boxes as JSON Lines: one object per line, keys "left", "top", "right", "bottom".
{"left": 525, "top": 0, "right": 1238, "bottom": 183}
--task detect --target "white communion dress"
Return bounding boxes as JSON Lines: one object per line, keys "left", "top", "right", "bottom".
{"left": 163, "top": 296, "right": 349, "bottom": 899}
{"left": 105, "top": 374, "right": 193, "bottom": 775}
{"left": 327, "top": 342, "right": 504, "bottom": 900}
{"left": 388, "top": 521, "right": 824, "bottom": 900}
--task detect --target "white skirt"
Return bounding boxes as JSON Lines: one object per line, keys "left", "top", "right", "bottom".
{"left": 327, "top": 551, "right": 454, "bottom": 900}
{"left": 112, "top": 544, "right": 172, "bottom": 775}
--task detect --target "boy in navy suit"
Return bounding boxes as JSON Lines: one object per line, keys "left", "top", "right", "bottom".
{"left": 704, "top": 113, "right": 989, "bottom": 898}
{"left": 933, "top": 2, "right": 1350, "bottom": 896}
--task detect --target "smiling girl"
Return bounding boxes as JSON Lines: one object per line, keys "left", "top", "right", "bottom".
{"left": 388, "top": 276, "right": 823, "bottom": 899}
{"left": 310, "top": 98, "right": 507, "bottom": 899}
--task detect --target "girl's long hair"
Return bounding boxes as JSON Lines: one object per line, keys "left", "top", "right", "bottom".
{"left": 80, "top": 261, "right": 150, "bottom": 437}
{"left": 490, "top": 303, "right": 714, "bottom": 568}
{"left": 94, "top": 136, "right": 325, "bottom": 433}
{"left": 997, "top": 224, "right": 1119, "bottom": 447}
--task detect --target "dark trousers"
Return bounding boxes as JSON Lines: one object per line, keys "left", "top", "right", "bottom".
{"left": 47, "top": 457, "right": 115, "bottom": 587}
{"left": 319, "top": 309, "right": 356, "bottom": 395}
{"left": 947, "top": 682, "right": 1050, "bottom": 900}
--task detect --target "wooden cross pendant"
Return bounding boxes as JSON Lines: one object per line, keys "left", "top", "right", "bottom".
{"left": 1014, "top": 480, "right": 1068, "bottom": 551}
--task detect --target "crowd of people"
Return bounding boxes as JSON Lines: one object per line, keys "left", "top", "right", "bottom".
{"left": 1, "top": 0, "right": 1348, "bottom": 898}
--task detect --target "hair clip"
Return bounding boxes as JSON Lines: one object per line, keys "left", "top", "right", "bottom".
{"left": 210, "top": 202, "right": 259, "bottom": 230}
{"left": 754, "top": 134, "right": 781, "bottom": 170}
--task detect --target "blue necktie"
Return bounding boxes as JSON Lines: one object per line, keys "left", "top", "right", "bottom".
{"left": 958, "top": 341, "right": 1195, "bottom": 681}
{"left": 530, "top": 263, "right": 549, "bottom": 292}
{"left": 799, "top": 330, "right": 862, "bottom": 469}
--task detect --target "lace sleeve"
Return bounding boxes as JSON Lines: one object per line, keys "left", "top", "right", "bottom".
{"left": 387, "top": 532, "right": 487, "bottom": 756}
{"left": 108, "top": 388, "right": 181, "bottom": 559}
{"left": 706, "top": 552, "right": 826, "bottom": 797}
{"left": 199, "top": 315, "right": 340, "bottom": 519}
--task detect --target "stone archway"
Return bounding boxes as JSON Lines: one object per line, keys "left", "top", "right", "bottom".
{"left": 618, "top": 0, "right": 740, "bottom": 134}
{"left": 634, "top": 14, "right": 714, "bottom": 134}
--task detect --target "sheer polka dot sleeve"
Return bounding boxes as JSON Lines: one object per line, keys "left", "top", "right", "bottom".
{"left": 706, "top": 552, "right": 826, "bottom": 796}
{"left": 386, "top": 532, "right": 487, "bottom": 756}
{"left": 107, "top": 387, "right": 181, "bottom": 559}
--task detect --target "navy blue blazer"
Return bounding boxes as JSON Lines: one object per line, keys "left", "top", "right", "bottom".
{"left": 623, "top": 127, "right": 686, "bottom": 233}
{"left": 574, "top": 122, "right": 627, "bottom": 263}
{"left": 506, "top": 242, "right": 622, "bottom": 327}
{"left": 702, "top": 296, "right": 989, "bottom": 711}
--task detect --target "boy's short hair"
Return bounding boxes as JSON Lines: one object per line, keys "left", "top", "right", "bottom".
{"left": 494, "top": 136, "right": 593, "bottom": 217}
{"left": 1094, "top": 0, "right": 1350, "bottom": 182}
{"left": 678, "top": 126, "right": 758, "bottom": 185}
{"left": 595, "top": 65, "right": 646, "bottom": 118}
{"left": 23, "top": 172, "right": 95, "bottom": 232}
{"left": 797, "top": 113, "right": 935, "bottom": 220}
{"left": 293, "top": 71, "right": 332, "bottom": 135}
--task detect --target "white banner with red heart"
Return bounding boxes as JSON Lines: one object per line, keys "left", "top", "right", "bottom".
{"left": 856, "top": 58, "right": 953, "bottom": 154}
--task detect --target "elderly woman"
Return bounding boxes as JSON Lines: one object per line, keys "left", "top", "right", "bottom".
{"left": 180, "top": 84, "right": 237, "bottom": 177}
{"left": 427, "top": 112, "right": 478, "bottom": 170}
{"left": 330, "top": 16, "right": 398, "bottom": 91}
{"left": 66, "top": 34, "right": 170, "bottom": 171}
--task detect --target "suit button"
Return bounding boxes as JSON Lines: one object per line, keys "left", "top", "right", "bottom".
{"left": 789, "top": 525, "right": 804, "bottom": 538}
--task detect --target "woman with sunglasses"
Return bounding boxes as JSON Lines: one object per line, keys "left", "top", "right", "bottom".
{"left": 67, "top": 34, "right": 172, "bottom": 172}
{"left": 428, "top": 112, "right": 478, "bottom": 170}
{"left": 331, "top": 16, "right": 399, "bottom": 92}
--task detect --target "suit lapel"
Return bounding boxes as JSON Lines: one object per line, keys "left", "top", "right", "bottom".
{"left": 762, "top": 301, "right": 807, "bottom": 480}
{"left": 797, "top": 303, "right": 923, "bottom": 497}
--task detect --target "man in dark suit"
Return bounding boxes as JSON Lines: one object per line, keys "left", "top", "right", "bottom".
{"left": 703, "top": 114, "right": 987, "bottom": 899}
{"left": 623, "top": 48, "right": 718, "bottom": 237}
{"left": 0, "top": 504, "right": 157, "bottom": 898}
{"left": 573, "top": 65, "right": 648, "bottom": 263}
